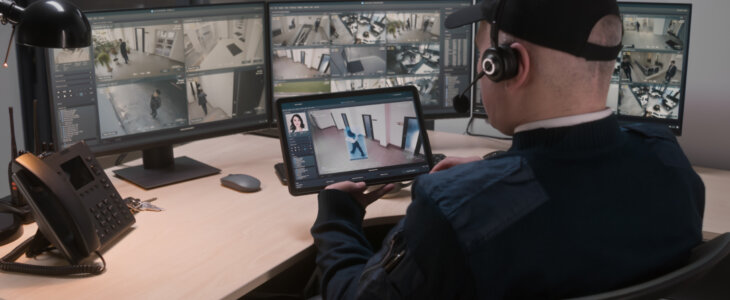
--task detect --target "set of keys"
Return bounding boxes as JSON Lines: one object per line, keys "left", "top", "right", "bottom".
{"left": 124, "top": 197, "right": 164, "bottom": 213}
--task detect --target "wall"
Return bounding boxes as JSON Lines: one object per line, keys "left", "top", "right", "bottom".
{"left": 436, "top": 0, "right": 730, "bottom": 170}
{"left": 0, "top": 28, "right": 25, "bottom": 198}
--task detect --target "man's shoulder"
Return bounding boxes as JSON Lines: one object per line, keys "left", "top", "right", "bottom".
{"left": 412, "top": 155, "right": 549, "bottom": 251}
{"left": 621, "top": 123, "right": 692, "bottom": 169}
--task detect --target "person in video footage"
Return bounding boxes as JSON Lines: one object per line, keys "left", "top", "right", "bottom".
{"left": 309, "top": 0, "right": 704, "bottom": 299}
{"left": 289, "top": 114, "right": 306, "bottom": 133}
{"left": 345, "top": 127, "right": 365, "bottom": 157}
{"left": 665, "top": 60, "right": 678, "bottom": 84}
{"left": 119, "top": 39, "right": 129, "bottom": 64}
{"left": 150, "top": 89, "right": 161, "bottom": 119}
{"left": 621, "top": 54, "right": 633, "bottom": 82}
{"left": 197, "top": 88, "right": 208, "bottom": 116}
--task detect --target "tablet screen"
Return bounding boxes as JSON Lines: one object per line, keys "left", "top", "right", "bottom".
{"left": 278, "top": 86, "right": 433, "bottom": 195}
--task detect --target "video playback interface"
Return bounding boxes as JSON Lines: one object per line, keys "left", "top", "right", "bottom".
{"left": 47, "top": 4, "right": 268, "bottom": 149}
{"left": 609, "top": 3, "right": 690, "bottom": 133}
{"left": 269, "top": 1, "right": 473, "bottom": 120}
{"left": 281, "top": 90, "right": 429, "bottom": 191}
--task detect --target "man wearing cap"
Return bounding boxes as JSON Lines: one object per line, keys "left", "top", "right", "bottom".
{"left": 309, "top": 0, "right": 704, "bottom": 298}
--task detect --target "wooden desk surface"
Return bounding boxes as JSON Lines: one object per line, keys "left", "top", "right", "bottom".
{"left": 0, "top": 131, "right": 727, "bottom": 299}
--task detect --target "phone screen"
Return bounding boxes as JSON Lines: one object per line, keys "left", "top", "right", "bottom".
{"left": 61, "top": 156, "right": 94, "bottom": 190}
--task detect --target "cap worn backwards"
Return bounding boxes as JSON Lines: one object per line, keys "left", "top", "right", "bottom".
{"left": 446, "top": 0, "right": 623, "bottom": 61}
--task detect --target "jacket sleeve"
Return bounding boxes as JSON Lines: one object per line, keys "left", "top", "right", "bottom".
{"left": 311, "top": 189, "right": 474, "bottom": 299}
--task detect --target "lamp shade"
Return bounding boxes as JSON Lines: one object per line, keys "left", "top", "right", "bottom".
{"left": 14, "top": 0, "right": 91, "bottom": 48}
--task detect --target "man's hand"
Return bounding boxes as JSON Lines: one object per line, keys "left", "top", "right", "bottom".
{"left": 325, "top": 181, "right": 395, "bottom": 208}
{"left": 430, "top": 156, "right": 481, "bottom": 174}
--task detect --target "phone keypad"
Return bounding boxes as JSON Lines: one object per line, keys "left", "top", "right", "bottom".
{"left": 89, "top": 193, "right": 133, "bottom": 242}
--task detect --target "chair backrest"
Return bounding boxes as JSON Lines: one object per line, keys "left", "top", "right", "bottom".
{"left": 567, "top": 232, "right": 730, "bottom": 300}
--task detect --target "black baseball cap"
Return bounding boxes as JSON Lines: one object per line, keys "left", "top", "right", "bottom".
{"left": 446, "top": 0, "right": 623, "bottom": 61}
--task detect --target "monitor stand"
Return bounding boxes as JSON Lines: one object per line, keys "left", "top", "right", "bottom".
{"left": 113, "top": 145, "right": 220, "bottom": 190}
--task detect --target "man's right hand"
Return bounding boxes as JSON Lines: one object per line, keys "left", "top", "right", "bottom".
{"left": 430, "top": 156, "right": 481, "bottom": 174}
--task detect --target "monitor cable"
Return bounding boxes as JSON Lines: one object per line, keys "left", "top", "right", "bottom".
{"left": 465, "top": 116, "right": 513, "bottom": 141}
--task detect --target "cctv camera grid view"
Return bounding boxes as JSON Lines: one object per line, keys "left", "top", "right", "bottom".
{"left": 47, "top": 4, "right": 268, "bottom": 150}
{"left": 609, "top": 3, "right": 690, "bottom": 132}
{"left": 269, "top": 1, "right": 473, "bottom": 120}
{"left": 281, "top": 91, "right": 430, "bottom": 190}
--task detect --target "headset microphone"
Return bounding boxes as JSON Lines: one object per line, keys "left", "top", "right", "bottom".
{"left": 453, "top": 71, "right": 485, "bottom": 113}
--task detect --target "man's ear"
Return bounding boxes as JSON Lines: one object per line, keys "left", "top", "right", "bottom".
{"left": 507, "top": 42, "right": 530, "bottom": 89}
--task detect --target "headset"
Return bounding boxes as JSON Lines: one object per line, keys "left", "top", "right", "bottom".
{"left": 453, "top": 0, "right": 519, "bottom": 113}
{"left": 481, "top": 0, "right": 519, "bottom": 82}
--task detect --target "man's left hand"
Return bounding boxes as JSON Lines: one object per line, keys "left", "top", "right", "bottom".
{"left": 325, "top": 181, "right": 395, "bottom": 208}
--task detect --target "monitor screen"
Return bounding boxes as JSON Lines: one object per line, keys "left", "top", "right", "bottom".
{"left": 277, "top": 86, "right": 432, "bottom": 195}
{"left": 268, "top": 0, "right": 474, "bottom": 121}
{"left": 47, "top": 3, "right": 269, "bottom": 155}
{"left": 472, "top": 2, "right": 691, "bottom": 135}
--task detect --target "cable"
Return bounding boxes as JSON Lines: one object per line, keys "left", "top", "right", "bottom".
{"left": 464, "top": 116, "right": 513, "bottom": 140}
{"left": 0, "top": 234, "right": 107, "bottom": 276}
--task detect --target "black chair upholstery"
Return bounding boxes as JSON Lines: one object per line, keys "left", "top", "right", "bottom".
{"left": 567, "top": 233, "right": 730, "bottom": 300}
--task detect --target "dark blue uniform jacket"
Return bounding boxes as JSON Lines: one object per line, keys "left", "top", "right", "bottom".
{"left": 311, "top": 116, "right": 705, "bottom": 299}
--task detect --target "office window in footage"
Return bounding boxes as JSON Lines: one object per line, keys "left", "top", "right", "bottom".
{"left": 47, "top": 4, "right": 268, "bottom": 152}
{"left": 269, "top": 1, "right": 474, "bottom": 119}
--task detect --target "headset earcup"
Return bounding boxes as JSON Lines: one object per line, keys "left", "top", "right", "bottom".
{"left": 482, "top": 48, "right": 504, "bottom": 82}
{"left": 498, "top": 45, "right": 519, "bottom": 80}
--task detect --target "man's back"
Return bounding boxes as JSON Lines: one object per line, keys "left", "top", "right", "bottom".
{"left": 415, "top": 116, "right": 704, "bottom": 298}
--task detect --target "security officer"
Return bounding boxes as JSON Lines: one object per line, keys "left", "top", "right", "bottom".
{"left": 310, "top": 0, "right": 704, "bottom": 298}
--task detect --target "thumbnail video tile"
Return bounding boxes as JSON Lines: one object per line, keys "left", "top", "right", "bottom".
{"left": 384, "top": 12, "right": 440, "bottom": 44}
{"left": 184, "top": 17, "right": 265, "bottom": 72}
{"left": 271, "top": 15, "right": 330, "bottom": 46}
{"left": 53, "top": 47, "right": 91, "bottom": 65}
{"left": 331, "top": 78, "right": 386, "bottom": 93}
{"left": 331, "top": 13, "right": 386, "bottom": 45}
{"left": 330, "top": 46, "right": 386, "bottom": 77}
{"left": 272, "top": 48, "right": 331, "bottom": 80}
{"left": 186, "top": 68, "right": 266, "bottom": 125}
{"left": 386, "top": 75, "right": 441, "bottom": 107}
{"left": 618, "top": 51, "right": 683, "bottom": 84}
{"left": 308, "top": 101, "right": 425, "bottom": 175}
{"left": 618, "top": 83, "right": 681, "bottom": 120}
{"left": 622, "top": 16, "right": 687, "bottom": 51}
{"left": 386, "top": 44, "right": 440, "bottom": 75}
{"left": 97, "top": 79, "right": 188, "bottom": 139}
{"left": 93, "top": 24, "right": 185, "bottom": 82}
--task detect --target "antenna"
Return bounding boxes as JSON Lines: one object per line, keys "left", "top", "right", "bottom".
{"left": 8, "top": 107, "right": 17, "bottom": 159}
{"left": 33, "top": 99, "right": 40, "bottom": 154}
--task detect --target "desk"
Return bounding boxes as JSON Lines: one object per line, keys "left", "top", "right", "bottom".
{"left": 1, "top": 131, "right": 728, "bottom": 299}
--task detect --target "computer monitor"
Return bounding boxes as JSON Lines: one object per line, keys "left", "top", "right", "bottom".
{"left": 46, "top": 3, "right": 269, "bottom": 189}
{"left": 267, "top": 0, "right": 474, "bottom": 121}
{"left": 472, "top": 2, "right": 692, "bottom": 135}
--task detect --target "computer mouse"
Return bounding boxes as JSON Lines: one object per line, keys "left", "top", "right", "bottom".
{"left": 221, "top": 174, "right": 261, "bottom": 193}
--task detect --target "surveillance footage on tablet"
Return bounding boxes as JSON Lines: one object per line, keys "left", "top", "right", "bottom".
{"left": 277, "top": 86, "right": 433, "bottom": 195}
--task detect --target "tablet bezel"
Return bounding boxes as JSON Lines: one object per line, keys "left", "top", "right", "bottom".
{"left": 276, "top": 86, "right": 434, "bottom": 196}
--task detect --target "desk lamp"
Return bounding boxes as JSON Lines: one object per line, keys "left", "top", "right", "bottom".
{"left": 0, "top": 0, "right": 90, "bottom": 245}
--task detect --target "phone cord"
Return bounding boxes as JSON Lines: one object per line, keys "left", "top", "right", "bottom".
{"left": 0, "top": 234, "right": 106, "bottom": 276}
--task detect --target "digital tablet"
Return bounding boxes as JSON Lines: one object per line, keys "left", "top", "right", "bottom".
{"left": 277, "top": 86, "right": 434, "bottom": 195}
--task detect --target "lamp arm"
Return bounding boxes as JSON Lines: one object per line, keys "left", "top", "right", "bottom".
{"left": 0, "top": 0, "right": 24, "bottom": 24}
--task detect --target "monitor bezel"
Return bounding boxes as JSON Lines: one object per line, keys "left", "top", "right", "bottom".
{"left": 265, "top": 0, "right": 475, "bottom": 123}
{"left": 46, "top": 2, "right": 272, "bottom": 156}
{"left": 276, "top": 85, "right": 434, "bottom": 196}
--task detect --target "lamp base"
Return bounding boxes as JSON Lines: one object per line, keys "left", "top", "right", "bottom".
{"left": 0, "top": 195, "right": 23, "bottom": 246}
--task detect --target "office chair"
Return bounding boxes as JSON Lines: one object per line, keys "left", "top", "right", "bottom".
{"left": 567, "top": 232, "right": 730, "bottom": 300}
